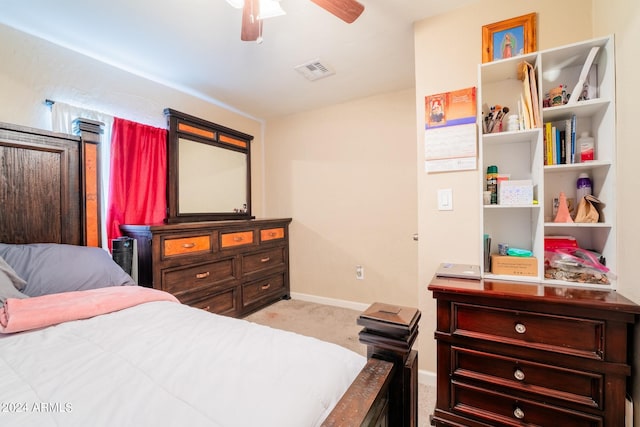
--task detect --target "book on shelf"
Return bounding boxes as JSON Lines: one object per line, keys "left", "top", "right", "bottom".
{"left": 546, "top": 124, "right": 556, "bottom": 165}
{"left": 543, "top": 114, "right": 577, "bottom": 165}
{"left": 559, "top": 130, "right": 566, "bottom": 164}
{"left": 552, "top": 126, "right": 558, "bottom": 165}
{"left": 570, "top": 114, "right": 577, "bottom": 163}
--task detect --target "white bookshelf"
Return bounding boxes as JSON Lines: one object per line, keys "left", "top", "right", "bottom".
{"left": 478, "top": 35, "right": 616, "bottom": 289}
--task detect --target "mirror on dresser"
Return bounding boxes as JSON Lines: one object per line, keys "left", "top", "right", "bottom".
{"left": 164, "top": 108, "right": 254, "bottom": 223}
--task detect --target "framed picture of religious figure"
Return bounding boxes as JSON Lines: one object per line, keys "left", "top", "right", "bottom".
{"left": 482, "top": 13, "right": 537, "bottom": 63}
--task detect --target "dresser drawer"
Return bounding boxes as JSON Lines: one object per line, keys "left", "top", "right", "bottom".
{"left": 453, "top": 303, "right": 604, "bottom": 359}
{"left": 260, "top": 227, "right": 285, "bottom": 242}
{"left": 189, "top": 286, "right": 238, "bottom": 316}
{"left": 242, "top": 273, "right": 285, "bottom": 308}
{"left": 220, "top": 230, "right": 254, "bottom": 248}
{"left": 452, "top": 381, "right": 603, "bottom": 427}
{"left": 242, "top": 247, "right": 286, "bottom": 276}
{"left": 162, "top": 234, "right": 211, "bottom": 257}
{"left": 453, "top": 347, "right": 602, "bottom": 409}
{"left": 161, "top": 258, "right": 236, "bottom": 296}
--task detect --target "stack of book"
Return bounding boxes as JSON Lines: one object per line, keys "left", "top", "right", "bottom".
{"left": 544, "top": 115, "right": 577, "bottom": 165}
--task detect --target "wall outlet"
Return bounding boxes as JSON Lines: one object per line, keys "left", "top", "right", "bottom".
{"left": 356, "top": 265, "right": 364, "bottom": 280}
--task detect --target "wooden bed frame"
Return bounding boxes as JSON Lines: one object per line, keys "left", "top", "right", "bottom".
{"left": 0, "top": 121, "right": 420, "bottom": 427}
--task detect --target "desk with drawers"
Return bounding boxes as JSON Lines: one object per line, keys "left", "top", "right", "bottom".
{"left": 121, "top": 218, "right": 291, "bottom": 317}
{"left": 428, "top": 277, "right": 639, "bottom": 427}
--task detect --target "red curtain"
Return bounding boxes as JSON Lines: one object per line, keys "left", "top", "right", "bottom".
{"left": 106, "top": 117, "right": 167, "bottom": 250}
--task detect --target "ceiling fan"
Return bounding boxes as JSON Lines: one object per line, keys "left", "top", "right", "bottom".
{"left": 238, "top": 0, "right": 365, "bottom": 42}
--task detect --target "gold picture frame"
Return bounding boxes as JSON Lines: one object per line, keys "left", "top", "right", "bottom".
{"left": 482, "top": 13, "right": 537, "bottom": 63}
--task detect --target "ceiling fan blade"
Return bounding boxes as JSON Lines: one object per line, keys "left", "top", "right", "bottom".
{"left": 241, "top": 0, "right": 261, "bottom": 41}
{"left": 310, "top": 0, "right": 364, "bottom": 24}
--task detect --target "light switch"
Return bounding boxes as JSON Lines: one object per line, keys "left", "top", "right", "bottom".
{"left": 438, "top": 189, "right": 453, "bottom": 211}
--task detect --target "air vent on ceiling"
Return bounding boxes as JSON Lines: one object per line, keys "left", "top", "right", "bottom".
{"left": 294, "top": 59, "right": 335, "bottom": 81}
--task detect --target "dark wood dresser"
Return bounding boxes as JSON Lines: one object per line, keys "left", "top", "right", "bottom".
{"left": 428, "top": 277, "right": 640, "bottom": 427}
{"left": 121, "top": 218, "right": 291, "bottom": 317}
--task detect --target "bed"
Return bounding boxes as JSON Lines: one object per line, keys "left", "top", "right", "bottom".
{"left": 0, "top": 121, "right": 420, "bottom": 427}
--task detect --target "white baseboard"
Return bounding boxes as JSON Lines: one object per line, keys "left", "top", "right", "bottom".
{"left": 290, "top": 292, "right": 370, "bottom": 312}
{"left": 290, "top": 292, "right": 437, "bottom": 387}
{"left": 419, "top": 369, "right": 436, "bottom": 387}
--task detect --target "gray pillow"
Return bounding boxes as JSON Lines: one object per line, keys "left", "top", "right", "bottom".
{"left": 0, "top": 264, "right": 29, "bottom": 307}
{"left": 0, "top": 243, "right": 135, "bottom": 297}
{"left": 0, "top": 254, "right": 27, "bottom": 291}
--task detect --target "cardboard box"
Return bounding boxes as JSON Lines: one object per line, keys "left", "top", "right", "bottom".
{"left": 491, "top": 255, "right": 537, "bottom": 276}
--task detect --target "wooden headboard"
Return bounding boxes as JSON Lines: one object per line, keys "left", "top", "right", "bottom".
{"left": 0, "top": 120, "right": 102, "bottom": 246}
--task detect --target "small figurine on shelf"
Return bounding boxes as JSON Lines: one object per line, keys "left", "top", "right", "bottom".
{"left": 553, "top": 192, "right": 574, "bottom": 223}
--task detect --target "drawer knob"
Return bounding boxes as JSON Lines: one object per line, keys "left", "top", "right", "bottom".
{"left": 514, "top": 323, "right": 526, "bottom": 334}
{"left": 261, "top": 283, "right": 271, "bottom": 290}
{"left": 195, "top": 271, "right": 210, "bottom": 279}
{"left": 269, "top": 232, "right": 277, "bottom": 237}
{"left": 513, "top": 407, "right": 525, "bottom": 419}
{"left": 514, "top": 369, "right": 525, "bottom": 381}
{"left": 233, "top": 236, "right": 244, "bottom": 242}
{"left": 261, "top": 257, "right": 271, "bottom": 263}
{"left": 182, "top": 242, "right": 196, "bottom": 248}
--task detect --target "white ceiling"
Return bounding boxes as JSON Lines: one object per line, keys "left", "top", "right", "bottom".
{"left": 0, "top": 0, "right": 476, "bottom": 120}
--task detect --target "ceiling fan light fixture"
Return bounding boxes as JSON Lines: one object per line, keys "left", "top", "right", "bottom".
{"left": 257, "top": 0, "right": 285, "bottom": 20}
{"left": 226, "top": 0, "right": 244, "bottom": 8}
{"left": 226, "top": 0, "right": 285, "bottom": 20}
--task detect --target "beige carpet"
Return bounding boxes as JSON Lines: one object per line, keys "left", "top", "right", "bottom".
{"left": 245, "top": 299, "right": 436, "bottom": 427}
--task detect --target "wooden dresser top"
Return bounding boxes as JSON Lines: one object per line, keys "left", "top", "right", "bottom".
{"left": 428, "top": 276, "right": 640, "bottom": 315}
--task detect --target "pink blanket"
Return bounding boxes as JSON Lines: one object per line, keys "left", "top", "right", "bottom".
{"left": 0, "top": 286, "right": 179, "bottom": 334}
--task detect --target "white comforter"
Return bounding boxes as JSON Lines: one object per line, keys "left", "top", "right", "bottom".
{"left": 0, "top": 301, "right": 365, "bottom": 427}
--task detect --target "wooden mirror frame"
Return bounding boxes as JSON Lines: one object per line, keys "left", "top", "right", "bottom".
{"left": 164, "top": 108, "right": 254, "bottom": 223}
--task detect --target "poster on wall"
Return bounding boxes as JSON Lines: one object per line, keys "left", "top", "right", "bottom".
{"left": 424, "top": 87, "right": 478, "bottom": 173}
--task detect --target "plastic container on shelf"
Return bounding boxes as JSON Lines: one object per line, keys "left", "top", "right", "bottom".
{"left": 576, "top": 173, "right": 592, "bottom": 202}
{"left": 507, "top": 115, "right": 519, "bottom": 132}
{"left": 577, "top": 132, "right": 594, "bottom": 162}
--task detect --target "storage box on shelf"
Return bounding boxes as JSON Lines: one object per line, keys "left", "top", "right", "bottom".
{"left": 479, "top": 35, "right": 616, "bottom": 289}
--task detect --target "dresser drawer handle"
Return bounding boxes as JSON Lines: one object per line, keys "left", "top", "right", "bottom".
{"left": 195, "top": 272, "right": 210, "bottom": 279}
{"left": 513, "top": 407, "right": 525, "bottom": 420}
{"left": 182, "top": 242, "right": 196, "bottom": 249}
{"left": 261, "top": 257, "right": 271, "bottom": 263}
{"left": 514, "top": 323, "right": 526, "bottom": 334}
{"left": 261, "top": 283, "right": 271, "bottom": 290}
{"left": 269, "top": 231, "right": 277, "bottom": 237}
{"left": 233, "top": 236, "right": 244, "bottom": 242}
{"left": 202, "top": 306, "right": 211, "bottom": 312}
{"left": 514, "top": 369, "right": 525, "bottom": 381}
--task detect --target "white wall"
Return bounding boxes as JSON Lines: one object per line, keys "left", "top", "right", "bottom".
{"left": 264, "top": 90, "right": 418, "bottom": 308}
